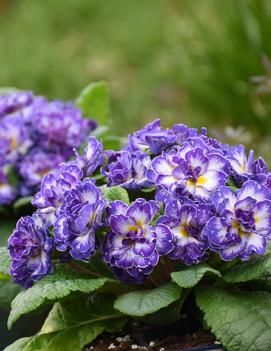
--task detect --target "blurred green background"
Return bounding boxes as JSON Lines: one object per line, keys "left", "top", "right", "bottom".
{"left": 1, "top": 0, "right": 271, "bottom": 156}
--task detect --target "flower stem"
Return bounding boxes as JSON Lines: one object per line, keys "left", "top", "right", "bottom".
{"left": 68, "top": 261, "right": 102, "bottom": 278}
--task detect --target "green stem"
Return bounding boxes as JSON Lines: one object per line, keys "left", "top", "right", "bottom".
{"left": 68, "top": 261, "right": 102, "bottom": 278}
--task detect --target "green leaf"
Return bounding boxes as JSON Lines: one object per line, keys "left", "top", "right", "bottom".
{"left": 76, "top": 81, "right": 110, "bottom": 125}
{"left": 0, "top": 247, "right": 11, "bottom": 276}
{"left": 8, "top": 265, "right": 113, "bottom": 328}
{"left": 171, "top": 263, "right": 221, "bottom": 288}
{"left": 141, "top": 186, "right": 156, "bottom": 193}
{"left": 0, "top": 280, "right": 22, "bottom": 309}
{"left": 6, "top": 164, "right": 19, "bottom": 188}
{"left": 101, "top": 186, "right": 130, "bottom": 204}
{"left": 0, "top": 220, "right": 16, "bottom": 246}
{"left": 102, "top": 135, "right": 126, "bottom": 151}
{"left": 0, "top": 87, "right": 19, "bottom": 95}
{"left": 81, "top": 253, "right": 113, "bottom": 278}
{"left": 5, "top": 295, "right": 125, "bottom": 351}
{"left": 227, "top": 176, "right": 239, "bottom": 192}
{"left": 196, "top": 286, "right": 271, "bottom": 351}
{"left": 114, "top": 283, "right": 181, "bottom": 317}
{"left": 139, "top": 289, "right": 190, "bottom": 326}
{"left": 138, "top": 300, "right": 182, "bottom": 326}
{"left": 91, "top": 125, "right": 109, "bottom": 138}
{"left": 222, "top": 254, "right": 271, "bottom": 283}
{"left": 4, "top": 337, "right": 32, "bottom": 351}
{"left": 13, "top": 196, "right": 33, "bottom": 210}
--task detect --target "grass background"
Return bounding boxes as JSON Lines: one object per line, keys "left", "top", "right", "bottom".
{"left": 0, "top": 0, "right": 271, "bottom": 146}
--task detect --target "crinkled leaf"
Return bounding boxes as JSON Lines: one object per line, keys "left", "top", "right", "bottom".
{"left": 76, "top": 81, "right": 110, "bottom": 125}
{"left": 114, "top": 283, "right": 181, "bottom": 317}
{"left": 171, "top": 263, "right": 221, "bottom": 288}
{"left": 101, "top": 186, "right": 130, "bottom": 204}
{"left": 82, "top": 253, "right": 113, "bottom": 278}
{"left": 222, "top": 254, "right": 271, "bottom": 283}
{"left": 8, "top": 265, "right": 114, "bottom": 328}
{"left": 0, "top": 280, "right": 21, "bottom": 309}
{"left": 138, "top": 300, "right": 182, "bottom": 326}
{"left": 5, "top": 295, "right": 125, "bottom": 351}
{"left": 0, "top": 247, "right": 11, "bottom": 276}
{"left": 196, "top": 286, "right": 271, "bottom": 351}
{"left": 139, "top": 288, "right": 190, "bottom": 326}
{"left": 4, "top": 337, "right": 31, "bottom": 351}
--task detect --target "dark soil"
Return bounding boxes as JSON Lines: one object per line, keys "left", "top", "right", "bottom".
{"left": 85, "top": 319, "right": 223, "bottom": 351}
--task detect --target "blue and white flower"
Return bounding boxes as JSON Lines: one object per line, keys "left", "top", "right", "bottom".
{"left": 158, "top": 199, "right": 212, "bottom": 264}
{"left": 125, "top": 119, "right": 176, "bottom": 155}
{"left": 54, "top": 179, "right": 106, "bottom": 260}
{"left": 203, "top": 180, "right": 271, "bottom": 260}
{"left": 102, "top": 150, "right": 153, "bottom": 190}
{"left": 8, "top": 214, "right": 53, "bottom": 287}
{"left": 149, "top": 142, "right": 229, "bottom": 200}
{"left": 73, "top": 136, "right": 103, "bottom": 177}
{"left": 104, "top": 198, "right": 173, "bottom": 283}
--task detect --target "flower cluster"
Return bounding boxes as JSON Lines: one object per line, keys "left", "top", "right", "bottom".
{"left": 9, "top": 136, "right": 104, "bottom": 286}
{"left": 0, "top": 91, "right": 96, "bottom": 205}
{"left": 8, "top": 119, "right": 271, "bottom": 287}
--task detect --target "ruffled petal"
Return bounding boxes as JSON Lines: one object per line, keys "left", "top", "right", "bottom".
{"left": 155, "top": 224, "right": 174, "bottom": 255}
{"left": 110, "top": 214, "right": 137, "bottom": 235}
{"left": 253, "top": 200, "right": 271, "bottom": 234}
{"left": 237, "top": 180, "right": 270, "bottom": 202}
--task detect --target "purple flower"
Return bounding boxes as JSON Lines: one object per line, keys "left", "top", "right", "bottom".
{"left": 227, "top": 145, "right": 255, "bottom": 175}
{"left": 32, "top": 100, "right": 94, "bottom": 151}
{"left": 0, "top": 91, "right": 98, "bottom": 205}
{"left": 18, "top": 148, "right": 65, "bottom": 188}
{"left": 102, "top": 150, "right": 153, "bottom": 190}
{"left": 104, "top": 198, "right": 173, "bottom": 283}
{"left": 149, "top": 141, "right": 229, "bottom": 200}
{"left": 54, "top": 179, "right": 106, "bottom": 260}
{"left": 158, "top": 199, "right": 212, "bottom": 264}
{"left": 171, "top": 124, "right": 207, "bottom": 145}
{"left": 252, "top": 158, "right": 271, "bottom": 189}
{"left": 32, "top": 163, "right": 83, "bottom": 226}
{"left": 73, "top": 136, "right": 103, "bottom": 176}
{"left": 125, "top": 119, "right": 176, "bottom": 154}
{"left": 225, "top": 144, "right": 271, "bottom": 189}
{"left": 0, "top": 114, "right": 32, "bottom": 162}
{"left": 0, "top": 91, "right": 33, "bottom": 118}
{"left": 226, "top": 145, "right": 256, "bottom": 185}
{"left": 8, "top": 214, "right": 53, "bottom": 287}
{"left": 203, "top": 180, "right": 271, "bottom": 261}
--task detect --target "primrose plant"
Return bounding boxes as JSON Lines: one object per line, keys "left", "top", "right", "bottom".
{"left": 3, "top": 118, "right": 271, "bottom": 351}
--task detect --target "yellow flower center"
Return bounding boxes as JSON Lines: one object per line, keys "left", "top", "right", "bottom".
{"left": 197, "top": 176, "right": 207, "bottom": 185}
{"left": 128, "top": 225, "right": 138, "bottom": 232}
{"left": 10, "top": 137, "right": 17, "bottom": 150}
{"left": 179, "top": 226, "right": 189, "bottom": 237}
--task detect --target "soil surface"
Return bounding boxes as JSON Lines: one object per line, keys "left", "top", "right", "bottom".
{"left": 85, "top": 323, "right": 223, "bottom": 351}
